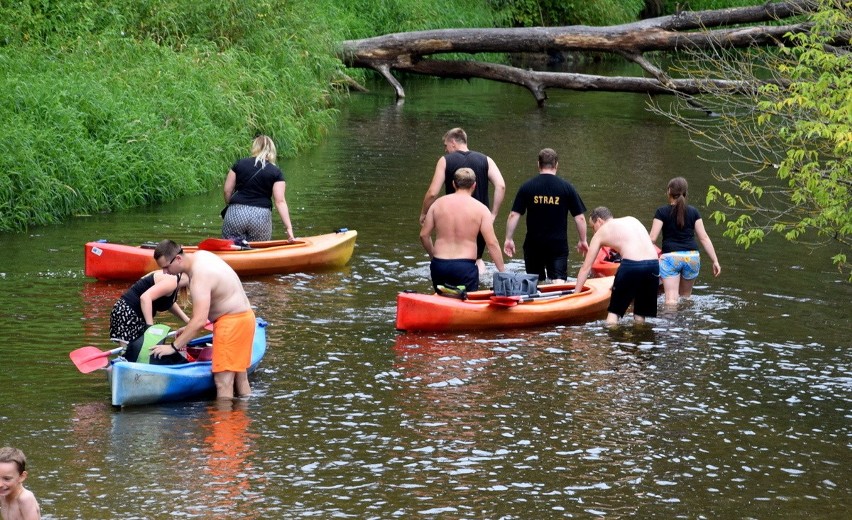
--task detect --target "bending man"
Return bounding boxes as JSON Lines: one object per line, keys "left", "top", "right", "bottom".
{"left": 574, "top": 207, "right": 660, "bottom": 325}
{"left": 153, "top": 240, "right": 256, "bottom": 399}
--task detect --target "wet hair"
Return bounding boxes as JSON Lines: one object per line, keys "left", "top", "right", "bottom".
{"left": 667, "top": 177, "right": 689, "bottom": 229}
{"left": 251, "top": 135, "right": 277, "bottom": 168}
{"left": 0, "top": 447, "right": 26, "bottom": 474}
{"left": 538, "top": 148, "right": 558, "bottom": 169}
{"left": 589, "top": 206, "right": 613, "bottom": 223}
{"left": 453, "top": 167, "right": 476, "bottom": 189}
{"left": 153, "top": 239, "right": 182, "bottom": 262}
{"left": 443, "top": 128, "right": 468, "bottom": 145}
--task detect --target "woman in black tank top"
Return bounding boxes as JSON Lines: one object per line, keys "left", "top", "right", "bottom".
{"left": 108, "top": 270, "right": 191, "bottom": 363}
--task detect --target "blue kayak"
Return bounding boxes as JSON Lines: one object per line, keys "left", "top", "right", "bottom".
{"left": 108, "top": 317, "right": 267, "bottom": 407}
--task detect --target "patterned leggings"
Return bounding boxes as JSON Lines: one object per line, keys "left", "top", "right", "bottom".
{"left": 109, "top": 298, "right": 146, "bottom": 344}
{"left": 222, "top": 204, "right": 273, "bottom": 242}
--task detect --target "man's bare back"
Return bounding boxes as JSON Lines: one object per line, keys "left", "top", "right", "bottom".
{"left": 424, "top": 192, "right": 492, "bottom": 260}
{"left": 592, "top": 216, "right": 659, "bottom": 261}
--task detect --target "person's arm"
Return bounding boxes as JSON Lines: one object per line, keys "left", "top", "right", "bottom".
{"left": 223, "top": 169, "right": 237, "bottom": 204}
{"left": 420, "top": 158, "right": 446, "bottom": 225}
{"left": 139, "top": 277, "right": 178, "bottom": 326}
{"left": 170, "top": 274, "right": 212, "bottom": 351}
{"left": 574, "top": 235, "right": 602, "bottom": 293}
{"left": 419, "top": 208, "right": 436, "bottom": 258}
{"left": 272, "top": 181, "right": 295, "bottom": 240}
{"left": 487, "top": 157, "right": 506, "bottom": 220}
{"left": 574, "top": 213, "right": 589, "bottom": 255}
{"left": 482, "top": 212, "right": 505, "bottom": 272}
{"left": 503, "top": 211, "right": 521, "bottom": 257}
{"left": 694, "top": 219, "right": 721, "bottom": 277}
{"left": 649, "top": 218, "right": 663, "bottom": 243}
{"left": 168, "top": 302, "right": 191, "bottom": 324}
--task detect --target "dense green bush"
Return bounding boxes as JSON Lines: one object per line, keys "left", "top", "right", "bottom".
{"left": 661, "top": 0, "right": 760, "bottom": 12}
{"left": 488, "top": 0, "right": 646, "bottom": 26}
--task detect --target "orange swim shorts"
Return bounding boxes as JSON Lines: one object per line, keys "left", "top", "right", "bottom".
{"left": 211, "top": 309, "right": 256, "bottom": 373}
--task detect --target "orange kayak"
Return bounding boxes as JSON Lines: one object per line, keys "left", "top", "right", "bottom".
{"left": 395, "top": 276, "right": 614, "bottom": 332}
{"left": 84, "top": 230, "right": 357, "bottom": 280}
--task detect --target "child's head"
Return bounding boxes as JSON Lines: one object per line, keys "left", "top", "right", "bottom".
{"left": 0, "top": 447, "right": 26, "bottom": 475}
{"left": 0, "top": 446, "right": 28, "bottom": 488}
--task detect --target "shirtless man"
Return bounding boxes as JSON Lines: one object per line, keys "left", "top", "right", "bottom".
{"left": 420, "top": 128, "right": 506, "bottom": 273}
{"left": 574, "top": 207, "right": 660, "bottom": 325}
{"left": 420, "top": 167, "right": 505, "bottom": 292}
{"left": 152, "top": 240, "right": 256, "bottom": 399}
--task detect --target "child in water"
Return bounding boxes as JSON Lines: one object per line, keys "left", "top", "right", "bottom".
{"left": 0, "top": 447, "right": 41, "bottom": 520}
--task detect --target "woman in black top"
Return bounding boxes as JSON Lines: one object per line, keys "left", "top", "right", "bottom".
{"left": 221, "top": 135, "right": 295, "bottom": 242}
{"left": 649, "top": 177, "right": 721, "bottom": 305}
{"left": 109, "top": 270, "right": 190, "bottom": 364}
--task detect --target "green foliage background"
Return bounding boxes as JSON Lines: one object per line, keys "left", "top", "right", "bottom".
{"left": 0, "top": 0, "right": 773, "bottom": 231}
{"left": 708, "top": 0, "right": 851, "bottom": 274}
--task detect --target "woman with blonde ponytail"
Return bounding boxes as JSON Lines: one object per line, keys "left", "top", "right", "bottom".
{"left": 649, "top": 177, "right": 721, "bottom": 305}
{"left": 221, "top": 135, "right": 295, "bottom": 242}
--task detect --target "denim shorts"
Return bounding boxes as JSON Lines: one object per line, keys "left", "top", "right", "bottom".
{"left": 659, "top": 251, "right": 701, "bottom": 280}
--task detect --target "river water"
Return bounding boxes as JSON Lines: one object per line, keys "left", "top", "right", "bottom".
{"left": 0, "top": 77, "right": 849, "bottom": 519}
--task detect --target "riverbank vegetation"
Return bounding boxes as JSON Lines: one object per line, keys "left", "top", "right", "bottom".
{"left": 0, "top": 0, "right": 498, "bottom": 232}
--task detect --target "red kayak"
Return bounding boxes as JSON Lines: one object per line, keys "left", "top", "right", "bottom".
{"left": 396, "top": 277, "right": 614, "bottom": 332}
{"left": 592, "top": 246, "right": 661, "bottom": 277}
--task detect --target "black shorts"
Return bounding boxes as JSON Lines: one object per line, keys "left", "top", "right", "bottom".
{"left": 523, "top": 243, "right": 568, "bottom": 281}
{"left": 609, "top": 259, "right": 660, "bottom": 318}
{"left": 430, "top": 258, "right": 480, "bottom": 292}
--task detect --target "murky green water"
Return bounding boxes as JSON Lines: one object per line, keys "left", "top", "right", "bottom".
{"left": 0, "top": 77, "right": 849, "bottom": 519}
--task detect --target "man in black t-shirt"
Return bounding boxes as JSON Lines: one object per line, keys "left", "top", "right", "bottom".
{"left": 504, "top": 148, "right": 588, "bottom": 283}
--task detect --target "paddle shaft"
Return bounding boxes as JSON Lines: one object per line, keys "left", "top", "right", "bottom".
{"left": 82, "top": 345, "right": 124, "bottom": 363}
{"left": 489, "top": 288, "right": 580, "bottom": 307}
{"left": 521, "top": 289, "right": 577, "bottom": 301}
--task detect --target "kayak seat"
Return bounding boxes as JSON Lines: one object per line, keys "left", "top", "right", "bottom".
{"left": 436, "top": 284, "right": 467, "bottom": 299}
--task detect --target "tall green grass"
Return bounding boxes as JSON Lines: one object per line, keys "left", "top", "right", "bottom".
{"left": 661, "top": 0, "right": 761, "bottom": 12}
{"left": 488, "top": 0, "right": 647, "bottom": 26}
{"left": 0, "top": 0, "right": 502, "bottom": 232}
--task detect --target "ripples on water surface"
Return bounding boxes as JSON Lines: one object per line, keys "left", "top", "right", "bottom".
{"left": 0, "top": 78, "right": 849, "bottom": 518}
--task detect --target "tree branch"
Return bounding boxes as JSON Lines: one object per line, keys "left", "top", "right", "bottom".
{"left": 337, "top": 1, "right": 819, "bottom": 102}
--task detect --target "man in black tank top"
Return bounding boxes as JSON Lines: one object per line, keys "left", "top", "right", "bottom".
{"left": 420, "top": 128, "right": 506, "bottom": 273}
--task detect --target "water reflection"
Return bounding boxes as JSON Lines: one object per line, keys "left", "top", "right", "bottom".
{"left": 66, "top": 401, "right": 266, "bottom": 519}
{"left": 80, "top": 282, "right": 125, "bottom": 344}
{"left": 387, "top": 329, "right": 668, "bottom": 516}
{"left": 392, "top": 332, "right": 513, "bottom": 440}
{"left": 192, "top": 400, "right": 262, "bottom": 519}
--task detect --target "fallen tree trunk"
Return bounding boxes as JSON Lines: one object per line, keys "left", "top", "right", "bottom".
{"left": 338, "top": 0, "right": 820, "bottom": 105}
